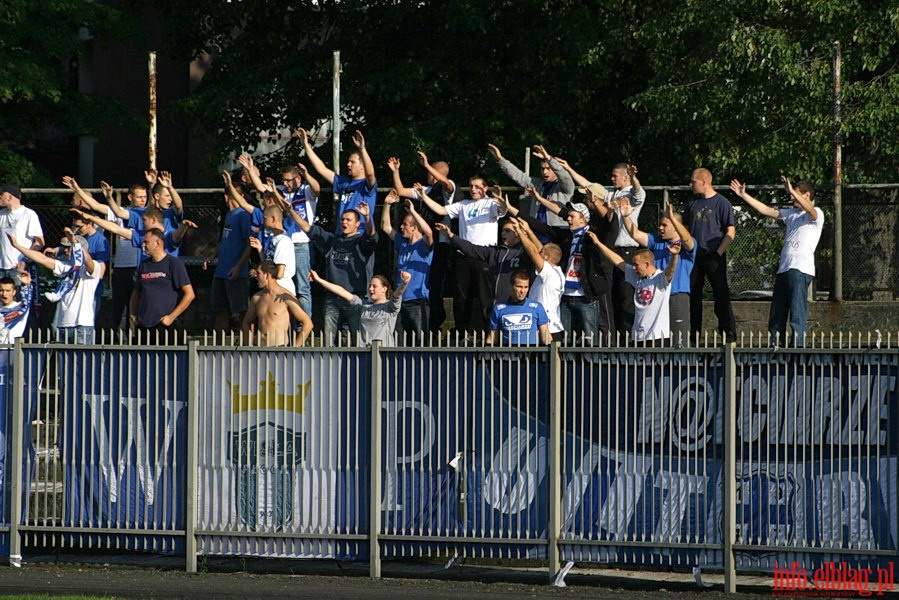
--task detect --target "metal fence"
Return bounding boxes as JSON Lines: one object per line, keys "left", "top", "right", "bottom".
{"left": 24, "top": 182, "right": 899, "bottom": 314}
{"left": 2, "top": 333, "right": 897, "bottom": 592}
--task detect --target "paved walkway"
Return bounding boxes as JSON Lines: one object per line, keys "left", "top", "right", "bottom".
{"left": 0, "top": 553, "right": 775, "bottom": 599}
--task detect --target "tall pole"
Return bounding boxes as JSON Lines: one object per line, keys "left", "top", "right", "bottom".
{"left": 832, "top": 41, "right": 843, "bottom": 301}
{"left": 332, "top": 51, "right": 342, "bottom": 176}
{"left": 148, "top": 51, "right": 158, "bottom": 171}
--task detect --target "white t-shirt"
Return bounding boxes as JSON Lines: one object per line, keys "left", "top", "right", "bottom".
{"left": 52, "top": 258, "right": 102, "bottom": 328}
{"left": 777, "top": 207, "right": 824, "bottom": 277}
{"left": 269, "top": 233, "right": 296, "bottom": 295}
{"left": 625, "top": 266, "right": 672, "bottom": 342}
{"left": 106, "top": 207, "right": 140, "bottom": 268}
{"left": 529, "top": 261, "right": 564, "bottom": 334}
{"left": 444, "top": 198, "right": 505, "bottom": 246}
{"left": 0, "top": 205, "right": 44, "bottom": 269}
{"left": 286, "top": 184, "right": 317, "bottom": 244}
{"left": 606, "top": 185, "right": 646, "bottom": 247}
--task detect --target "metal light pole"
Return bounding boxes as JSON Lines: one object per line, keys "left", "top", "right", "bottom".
{"left": 832, "top": 41, "right": 843, "bottom": 302}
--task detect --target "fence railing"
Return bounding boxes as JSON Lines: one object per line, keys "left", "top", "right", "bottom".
{"left": 1, "top": 333, "right": 897, "bottom": 592}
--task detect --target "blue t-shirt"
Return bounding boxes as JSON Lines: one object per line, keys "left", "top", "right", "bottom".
{"left": 395, "top": 236, "right": 432, "bottom": 301}
{"left": 333, "top": 175, "right": 377, "bottom": 234}
{"left": 490, "top": 299, "right": 549, "bottom": 345}
{"left": 683, "top": 193, "right": 734, "bottom": 253}
{"left": 646, "top": 233, "right": 696, "bottom": 295}
{"left": 214, "top": 208, "right": 252, "bottom": 278}
{"left": 127, "top": 206, "right": 182, "bottom": 234}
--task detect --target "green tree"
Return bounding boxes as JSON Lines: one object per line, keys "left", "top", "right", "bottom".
{"left": 0, "top": 0, "right": 138, "bottom": 185}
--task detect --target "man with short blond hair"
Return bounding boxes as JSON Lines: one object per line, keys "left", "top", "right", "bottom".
{"left": 684, "top": 168, "right": 736, "bottom": 338}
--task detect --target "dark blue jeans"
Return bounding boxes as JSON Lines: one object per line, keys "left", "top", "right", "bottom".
{"left": 768, "top": 269, "right": 813, "bottom": 347}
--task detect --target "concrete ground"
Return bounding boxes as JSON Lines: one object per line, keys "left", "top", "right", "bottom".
{"left": 0, "top": 552, "right": 778, "bottom": 599}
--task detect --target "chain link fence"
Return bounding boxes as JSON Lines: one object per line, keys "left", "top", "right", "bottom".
{"left": 25, "top": 183, "right": 899, "bottom": 312}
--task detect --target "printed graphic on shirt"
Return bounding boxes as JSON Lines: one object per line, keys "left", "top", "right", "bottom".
{"left": 635, "top": 285, "right": 654, "bottom": 307}
{"left": 501, "top": 312, "right": 534, "bottom": 331}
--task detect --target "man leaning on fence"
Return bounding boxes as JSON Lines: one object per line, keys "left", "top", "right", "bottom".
{"left": 730, "top": 176, "right": 824, "bottom": 347}
{"left": 129, "top": 228, "right": 195, "bottom": 337}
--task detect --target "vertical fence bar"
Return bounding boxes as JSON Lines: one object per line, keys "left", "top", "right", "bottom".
{"left": 8, "top": 341, "right": 25, "bottom": 566}
{"left": 547, "top": 342, "right": 562, "bottom": 580}
{"left": 185, "top": 341, "right": 199, "bottom": 572}
{"left": 369, "top": 341, "right": 382, "bottom": 578}
{"left": 722, "top": 342, "right": 737, "bottom": 593}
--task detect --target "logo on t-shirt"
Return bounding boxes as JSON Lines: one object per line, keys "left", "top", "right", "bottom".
{"left": 635, "top": 286, "right": 654, "bottom": 307}
{"left": 502, "top": 313, "right": 533, "bottom": 330}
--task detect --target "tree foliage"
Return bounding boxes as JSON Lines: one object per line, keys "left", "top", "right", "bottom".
{"left": 0, "top": 0, "right": 139, "bottom": 185}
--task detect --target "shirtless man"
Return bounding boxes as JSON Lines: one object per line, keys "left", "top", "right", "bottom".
{"left": 243, "top": 261, "right": 313, "bottom": 347}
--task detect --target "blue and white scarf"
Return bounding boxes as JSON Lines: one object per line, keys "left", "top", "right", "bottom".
{"left": 44, "top": 242, "right": 85, "bottom": 302}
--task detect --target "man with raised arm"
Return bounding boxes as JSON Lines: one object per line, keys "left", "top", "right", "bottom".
{"left": 418, "top": 176, "right": 506, "bottom": 331}
{"left": 239, "top": 154, "right": 319, "bottom": 315}
{"left": 208, "top": 172, "right": 253, "bottom": 334}
{"left": 730, "top": 176, "right": 823, "bottom": 347}
{"left": 298, "top": 127, "right": 377, "bottom": 234}
{"left": 380, "top": 189, "right": 433, "bottom": 341}
{"left": 684, "top": 168, "right": 736, "bottom": 339}
{"left": 387, "top": 152, "right": 460, "bottom": 332}
{"left": 10, "top": 226, "right": 103, "bottom": 343}
{"left": 510, "top": 217, "right": 565, "bottom": 341}
{"left": 588, "top": 232, "right": 680, "bottom": 345}
{"left": 62, "top": 177, "right": 148, "bottom": 327}
{"left": 284, "top": 197, "right": 378, "bottom": 344}
{"left": 243, "top": 261, "right": 312, "bottom": 347}
{"left": 145, "top": 169, "right": 185, "bottom": 229}
{"left": 487, "top": 143, "right": 574, "bottom": 230}
{"left": 249, "top": 205, "right": 296, "bottom": 296}
{"left": 73, "top": 206, "right": 196, "bottom": 260}
{"left": 620, "top": 198, "right": 696, "bottom": 345}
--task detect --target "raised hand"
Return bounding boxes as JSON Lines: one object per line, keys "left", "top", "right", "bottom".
{"left": 357, "top": 201, "right": 370, "bottom": 218}
{"left": 158, "top": 171, "right": 173, "bottom": 188}
{"left": 433, "top": 222, "right": 452, "bottom": 237}
{"left": 416, "top": 151, "right": 429, "bottom": 166}
{"left": 384, "top": 189, "right": 400, "bottom": 205}
{"left": 486, "top": 143, "right": 503, "bottom": 161}
{"left": 352, "top": 130, "right": 366, "bottom": 149}
{"left": 532, "top": 144, "right": 550, "bottom": 160}
{"left": 729, "top": 179, "right": 747, "bottom": 198}
{"left": 221, "top": 171, "right": 233, "bottom": 186}
{"left": 399, "top": 271, "right": 412, "bottom": 285}
{"left": 618, "top": 197, "right": 633, "bottom": 218}
{"left": 61, "top": 176, "right": 79, "bottom": 190}
{"left": 100, "top": 180, "right": 114, "bottom": 200}
{"left": 387, "top": 157, "right": 400, "bottom": 172}
{"left": 144, "top": 169, "right": 158, "bottom": 186}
